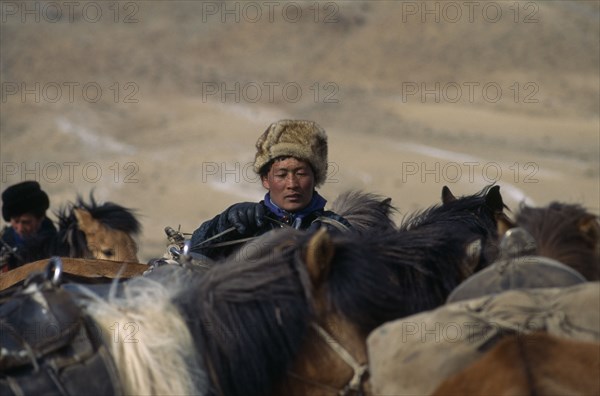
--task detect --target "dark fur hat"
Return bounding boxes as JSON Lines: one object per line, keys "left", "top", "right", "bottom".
{"left": 253, "top": 120, "right": 328, "bottom": 187}
{"left": 2, "top": 181, "right": 50, "bottom": 221}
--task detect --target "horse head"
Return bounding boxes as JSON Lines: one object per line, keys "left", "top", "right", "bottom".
{"left": 71, "top": 194, "right": 140, "bottom": 262}
{"left": 272, "top": 227, "right": 371, "bottom": 396}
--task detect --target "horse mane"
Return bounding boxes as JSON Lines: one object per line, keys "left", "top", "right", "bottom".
{"left": 81, "top": 270, "right": 208, "bottom": 395}
{"left": 83, "top": 228, "right": 315, "bottom": 396}
{"left": 516, "top": 202, "right": 600, "bottom": 280}
{"left": 330, "top": 190, "right": 397, "bottom": 234}
{"left": 325, "top": 185, "right": 504, "bottom": 335}
{"left": 21, "top": 193, "right": 141, "bottom": 261}
{"left": 76, "top": 193, "right": 141, "bottom": 235}
{"left": 401, "top": 185, "right": 497, "bottom": 231}
{"left": 184, "top": 228, "right": 315, "bottom": 396}
{"left": 400, "top": 185, "right": 502, "bottom": 271}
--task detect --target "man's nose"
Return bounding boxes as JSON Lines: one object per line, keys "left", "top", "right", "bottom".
{"left": 286, "top": 174, "right": 299, "bottom": 187}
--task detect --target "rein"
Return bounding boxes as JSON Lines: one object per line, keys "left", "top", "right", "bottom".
{"left": 289, "top": 322, "right": 369, "bottom": 396}
{"left": 191, "top": 216, "right": 292, "bottom": 250}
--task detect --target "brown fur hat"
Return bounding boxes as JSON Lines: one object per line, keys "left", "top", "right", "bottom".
{"left": 253, "top": 120, "right": 328, "bottom": 187}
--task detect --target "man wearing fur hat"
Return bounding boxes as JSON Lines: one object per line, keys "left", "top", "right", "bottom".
{"left": 190, "top": 120, "right": 351, "bottom": 260}
{"left": 1, "top": 181, "right": 57, "bottom": 271}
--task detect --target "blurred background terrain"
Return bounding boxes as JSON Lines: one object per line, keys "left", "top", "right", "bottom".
{"left": 1, "top": 0, "right": 598, "bottom": 261}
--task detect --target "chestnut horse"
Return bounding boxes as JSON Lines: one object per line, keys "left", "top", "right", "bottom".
{"left": 432, "top": 332, "right": 600, "bottom": 396}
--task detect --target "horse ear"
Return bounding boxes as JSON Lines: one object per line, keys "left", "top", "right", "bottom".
{"left": 578, "top": 215, "right": 600, "bottom": 244}
{"left": 74, "top": 208, "right": 97, "bottom": 233}
{"left": 442, "top": 186, "right": 457, "bottom": 204}
{"left": 485, "top": 186, "right": 515, "bottom": 237}
{"left": 305, "top": 227, "right": 334, "bottom": 286}
{"left": 485, "top": 185, "right": 504, "bottom": 212}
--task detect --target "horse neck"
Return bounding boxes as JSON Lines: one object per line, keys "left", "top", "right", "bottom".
{"left": 190, "top": 250, "right": 313, "bottom": 396}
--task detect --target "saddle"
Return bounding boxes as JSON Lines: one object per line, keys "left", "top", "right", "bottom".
{"left": 0, "top": 259, "right": 122, "bottom": 396}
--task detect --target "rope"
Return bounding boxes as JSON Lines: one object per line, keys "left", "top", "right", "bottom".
{"left": 310, "top": 323, "right": 368, "bottom": 394}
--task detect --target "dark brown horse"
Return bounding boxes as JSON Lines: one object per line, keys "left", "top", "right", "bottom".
{"left": 515, "top": 202, "right": 599, "bottom": 280}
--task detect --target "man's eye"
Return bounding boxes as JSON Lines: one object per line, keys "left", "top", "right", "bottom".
{"left": 102, "top": 248, "right": 115, "bottom": 257}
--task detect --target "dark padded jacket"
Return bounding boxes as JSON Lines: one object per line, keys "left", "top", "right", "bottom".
{"left": 0, "top": 218, "right": 57, "bottom": 271}
{"left": 190, "top": 201, "right": 351, "bottom": 260}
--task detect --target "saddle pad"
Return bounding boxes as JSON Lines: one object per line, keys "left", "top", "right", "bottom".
{"left": 367, "top": 282, "right": 600, "bottom": 396}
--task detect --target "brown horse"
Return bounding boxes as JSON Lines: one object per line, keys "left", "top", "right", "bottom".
{"left": 447, "top": 201, "right": 599, "bottom": 302}
{"left": 368, "top": 200, "right": 600, "bottom": 396}
{"left": 272, "top": 185, "right": 512, "bottom": 395}
{"left": 432, "top": 332, "right": 600, "bottom": 396}
{"left": 0, "top": 194, "right": 142, "bottom": 291}
{"left": 515, "top": 202, "right": 600, "bottom": 280}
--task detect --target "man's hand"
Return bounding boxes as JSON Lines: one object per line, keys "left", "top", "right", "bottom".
{"left": 218, "top": 203, "right": 265, "bottom": 235}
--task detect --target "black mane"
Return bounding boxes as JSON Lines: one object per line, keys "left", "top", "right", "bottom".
{"left": 326, "top": 185, "right": 504, "bottom": 335}
{"left": 20, "top": 193, "right": 140, "bottom": 262}
{"left": 76, "top": 193, "right": 141, "bottom": 235}
{"left": 173, "top": 228, "right": 314, "bottom": 396}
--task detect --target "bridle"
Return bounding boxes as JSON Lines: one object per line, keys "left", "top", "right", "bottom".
{"left": 288, "top": 322, "right": 369, "bottom": 396}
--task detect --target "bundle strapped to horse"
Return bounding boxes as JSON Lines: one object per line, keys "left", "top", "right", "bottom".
{"left": 0, "top": 258, "right": 123, "bottom": 396}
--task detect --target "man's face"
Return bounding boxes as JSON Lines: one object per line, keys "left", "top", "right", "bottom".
{"left": 261, "top": 157, "right": 315, "bottom": 212}
{"left": 10, "top": 213, "right": 43, "bottom": 238}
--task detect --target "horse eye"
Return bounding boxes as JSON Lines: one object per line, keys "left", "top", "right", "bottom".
{"left": 102, "top": 248, "right": 115, "bottom": 257}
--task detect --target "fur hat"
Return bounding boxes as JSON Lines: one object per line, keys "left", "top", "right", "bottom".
{"left": 2, "top": 181, "right": 50, "bottom": 221}
{"left": 253, "top": 120, "right": 328, "bottom": 187}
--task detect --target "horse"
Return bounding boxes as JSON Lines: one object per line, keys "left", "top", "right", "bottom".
{"left": 23, "top": 193, "right": 141, "bottom": 263}
{"left": 515, "top": 201, "right": 600, "bottom": 281}
{"left": 368, "top": 200, "right": 600, "bottom": 396}
{"left": 446, "top": 201, "right": 599, "bottom": 302}
{"left": 1, "top": 227, "right": 321, "bottom": 396}
{"left": 0, "top": 194, "right": 142, "bottom": 291}
{"left": 272, "top": 184, "right": 513, "bottom": 395}
{"left": 431, "top": 332, "right": 600, "bottom": 396}
{"left": 430, "top": 201, "right": 600, "bottom": 395}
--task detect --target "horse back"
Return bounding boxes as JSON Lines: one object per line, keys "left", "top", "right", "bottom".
{"left": 432, "top": 332, "right": 600, "bottom": 395}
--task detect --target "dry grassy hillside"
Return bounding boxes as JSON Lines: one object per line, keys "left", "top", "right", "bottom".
{"left": 1, "top": 1, "right": 598, "bottom": 260}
